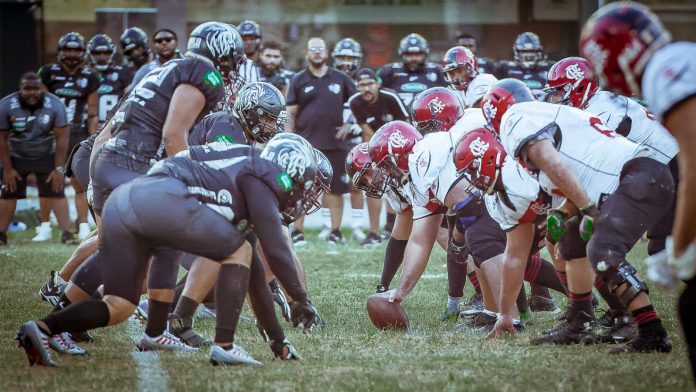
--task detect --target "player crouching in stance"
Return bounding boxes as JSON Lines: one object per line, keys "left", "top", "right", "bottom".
{"left": 16, "top": 136, "right": 319, "bottom": 367}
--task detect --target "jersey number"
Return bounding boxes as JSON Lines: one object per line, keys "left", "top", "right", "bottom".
{"left": 589, "top": 116, "right": 616, "bottom": 138}
{"left": 98, "top": 94, "right": 118, "bottom": 122}
{"left": 60, "top": 98, "right": 77, "bottom": 124}
{"left": 130, "top": 62, "right": 177, "bottom": 106}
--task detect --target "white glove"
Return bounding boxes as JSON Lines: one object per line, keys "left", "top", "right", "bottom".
{"left": 646, "top": 248, "right": 679, "bottom": 291}
{"left": 668, "top": 237, "right": 696, "bottom": 281}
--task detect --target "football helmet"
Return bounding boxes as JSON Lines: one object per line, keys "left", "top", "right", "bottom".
{"left": 398, "top": 33, "right": 429, "bottom": 72}
{"left": 453, "top": 128, "right": 505, "bottom": 195}
{"left": 513, "top": 32, "right": 545, "bottom": 69}
{"left": 332, "top": 38, "right": 363, "bottom": 75}
{"left": 346, "top": 143, "right": 389, "bottom": 199}
{"left": 260, "top": 134, "right": 318, "bottom": 222}
{"left": 442, "top": 46, "right": 478, "bottom": 91}
{"left": 88, "top": 34, "right": 116, "bottom": 71}
{"left": 481, "top": 78, "right": 535, "bottom": 134}
{"left": 238, "top": 20, "right": 262, "bottom": 56}
{"left": 544, "top": 57, "right": 599, "bottom": 108}
{"left": 120, "top": 27, "right": 150, "bottom": 66}
{"left": 368, "top": 121, "right": 422, "bottom": 184}
{"left": 314, "top": 149, "right": 333, "bottom": 197}
{"left": 579, "top": 1, "right": 671, "bottom": 96}
{"left": 58, "top": 32, "right": 86, "bottom": 68}
{"left": 233, "top": 82, "right": 287, "bottom": 143}
{"left": 411, "top": 87, "right": 463, "bottom": 134}
{"left": 187, "top": 22, "right": 246, "bottom": 80}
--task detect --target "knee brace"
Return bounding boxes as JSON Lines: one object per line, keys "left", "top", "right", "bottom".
{"left": 556, "top": 216, "right": 587, "bottom": 260}
{"left": 608, "top": 262, "right": 650, "bottom": 307}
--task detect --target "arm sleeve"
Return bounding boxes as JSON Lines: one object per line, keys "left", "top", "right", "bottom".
{"left": 242, "top": 176, "right": 308, "bottom": 303}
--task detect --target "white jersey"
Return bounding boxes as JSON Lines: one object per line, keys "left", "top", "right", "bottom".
{"left": 485, "top": 156, "right": 551, "bottom": 231}
{"left": 500, "top": 101, "right": 649, "bottom": 204}
{"left": 385, "top": 185, "right": 412, "bottom": 213}
{"left": 643, "top": 42, "right": 696, "bottom": 123}
{"left": 454, "top": 73, "right": 498, "bottom": 109}
{"left": 407, "top": 108, "right": 487, "bottom": 219}
{"left": 238, "top": 59, "right": 260, "bottom": 83}
{"left": 584, "top": 91, "right": 678, "bottom": 164}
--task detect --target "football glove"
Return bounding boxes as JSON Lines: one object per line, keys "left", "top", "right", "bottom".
{"left": 579, "top": 203, "right": 598, "bottom": 242}
{"left": 290, "top": 301, "right": 319, "bottom": 333}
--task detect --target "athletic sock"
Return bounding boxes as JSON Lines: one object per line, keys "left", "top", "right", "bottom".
{"left": 145, "top": 299, "right": 171, "bottom": 337}
{"left": 351, "top": 208, "right": 364, "bottom": 230}
{"left": 447, "top": 296, "right": 462, "bottom": 313}
{"left": 214, "top": 264, "right": 250, "bottom": 345}
{"left": 556, "top": 270, "right": 568, "bottom": 291}
{"left": 380, "top": 238, "right": 407, "bottom": 289}
{"left": 173, "top": 295, "right": 199, "bottom": 328}
{"left": 41, "top": 299, "right": 110, "bottom": 335}
{"left": 467, "top": 272, "right": 481, "bottom": 294}
{"left": 525, "top": 254, "right": 567, "bottom": 295}
{"left": 447, "top": 245, "right": 467, "bottom": 298}
{"left": 321, "top": 208, "right": 331, "bottom": 228}
{"left": 595, "top": 277, "right": 627, "bottom": 311}
{"left": 248, "top": 256, "right": 284, "bottom": 342}
{"left": 384, "top": 212, "right": 396, "bottom": 233}
{"left": 632, "top": 305, "right": 664, "bottom": 334}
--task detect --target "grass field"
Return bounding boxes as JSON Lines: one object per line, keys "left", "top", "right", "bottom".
{"left": 0, "top": 228, "right": 693, "bottom": 391}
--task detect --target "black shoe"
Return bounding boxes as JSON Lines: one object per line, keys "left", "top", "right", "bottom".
{"left": 291, "top": 230, "right": 306, "bottom": 247}
{"left": 39, "top": 271, "right": 66, "bottom": 306}
{"left": 462, "top": 292, "right": 483, "bottom": 310}
{"left": 529, "top": 294, "right": 560, "bottom": 313}
{"left": 327, "top": 229, "right": 344, "bottom": 245}
{"left": 16, "top": 321, "right": 57, "bottom": 367}
{"left": 375, "top": 284, "right": 387, "bottom": 294}
{"left": 361, "top": 231, "right": 382, "bottom": 246}
{"left": 610, "top": 330, "right": 672, "bottom": 353}
{"left": 459, "top": 309, "right": 498, "bottom": 327}
{"left": 168, "top": 314, "right": 210, "bottom": 348}
{"left": 597, "top": 309, "right": 628, "bottom": 328}
{"left": 532, "top": 322, "right": 597, "bottom": 345}
{"left": 0, "top": 231, "right": 7, "bottom": 245}
{"left": 542, "top": 320, "right": 568, "bottom": 336}
{"left": 597, "top": 313, "right": 638, "bottom": 344}
{"left": 61, "top": 230, "right": 78, "bottom": 245}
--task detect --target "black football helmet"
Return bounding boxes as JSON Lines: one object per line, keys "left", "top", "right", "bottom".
{"left": 238, "top": 20, "right": 262, "bottom": 56}
{"left": 398, "top": 33, "right": 429, "bottom": 72}
{"left": 187, "top": 22, "right": 246, "bottom": 80}
{"left": 260, "top": 134, "right": 318, "bottom": 223}
{"left": 309, "top": 149, "right": 333, "bottom": 214}
{"left": 120, "top": 27, "right": 150, "bottom": 67}
{"left": 513, "top": 32, "right": 545, "bottom": 69}
{"left": 88, "top": 34, "right": 116, "bottom": 71}
{"left": 58, "top": 32, "right": 86, "bottom": 68}
{"left": 332, "top": 38, "right": 362, "bottom": 75}
{"left": 233, "top": 82, "right": 287, "bottom": 143}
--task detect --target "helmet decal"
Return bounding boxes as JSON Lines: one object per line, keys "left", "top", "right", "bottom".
{"left": 388, "top": 130, "right": 408, "bottom": 150}
{"left": 278, "top": 148, "right": 308, "bottom": 178}
{"left": 469, "top": 137, "right": 490, "bottom": 158}
{"left": 565, "top": 63, "right": 585, "bottom": 80}
{"left": 428, "top": 97, "right": 445, "bottom": 114}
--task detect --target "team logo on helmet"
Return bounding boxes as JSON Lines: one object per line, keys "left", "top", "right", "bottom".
{"left": 205, "top": 26, "right": 237, "bottom": 58}
{"left": 236, "top": 82, "right": 263, "bottom": 110}
{"left": 387, "top": 130, "right": 408, "bottom": 149}
{"left": 483, "top": 100, "right": 497, "bottom": 122}
{"left": 358, "top": 143, "right": 369, "bottom": 154}
{"left": 428, "top": 97, "right": 445, "bottom": 114}
{"left": 278, "top": 148, "right": 307, "bottom": 178}
{"left": 565, "top": 63, "right": 585, "bottom": 80}
{"left": 469, "top": 137, "right": 489, "bottom": 158}
{"left": 581, "top": 40, "right": 608, "bottom": 76}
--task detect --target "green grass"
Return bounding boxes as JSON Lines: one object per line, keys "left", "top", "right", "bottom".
{"left": 0, "top": 229, "right": 692, "bottom": 391}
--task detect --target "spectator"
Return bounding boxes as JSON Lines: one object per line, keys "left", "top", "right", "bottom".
{"left": 286, "top": 37, "right": 357, "bottom": 245}
{"left": 456, "top": 33, "right": 496, "bottom": 75}
{"left": 38, "top": 32, "right": 99, "bottom": 243}
{"left": 0, "top": 72, "right": 71, "bottom": 245}
{"left": 257, "top": 41, "right": 290, "bottom": 95}
{"left": 131, "top": 28, "right": 184, "bottom": 87}
{"left": 348, "top": 68, "right": 409, "bottom": 245}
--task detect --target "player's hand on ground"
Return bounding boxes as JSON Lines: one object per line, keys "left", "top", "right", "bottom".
{"left": 487, "top": 314, "right": 516, "bottom": 340}
{"left": 290, "top": 301, "right": 319, "bottom": 333}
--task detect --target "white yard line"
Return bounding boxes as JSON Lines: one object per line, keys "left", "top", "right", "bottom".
{"left": 344, "top": 272, "right": 446, "bottom": 280}
{"left": 127, "top": 318, "right": 170, "bottom": 392}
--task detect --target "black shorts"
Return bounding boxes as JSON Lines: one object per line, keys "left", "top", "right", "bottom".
{"left": 319, "top": 148, "right": 351, "bottom": 195}
{"left": 465, "top": 208, "right": 506, "bottom": 268}
{"left": 100, "top": 176, "right": 245, "bottom": 304}
{"left": 90, "top": 153, "right": 141, "bottom": 216}
{"left": 0, "top": 155, "right": 64, "bottom": 199}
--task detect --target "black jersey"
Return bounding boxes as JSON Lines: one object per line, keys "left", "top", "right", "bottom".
{"left": 188, "top": 111, "right": 248, "bottom": 147}
{"left": 495, "top": 60, "right": 553, "bottom": 100}
{"left": 148, "top": 144, "right": 290, "bottom": 225}
{"left": 95, "top": 65, "right": 133, "bottom": 124}
{"left": 377, "top": 62, "right": 446, "bottom": 108}
{"left": 348, "top": 87, "right": 409, "bottom": 131}
{"left": 101, "top": 57, "right": 225, "bottom": 171}
{"left": 256, "top": 65, "right": 289, "bottom": 93}
{"left": 38, "top": 63, "right": 100, "bottom": 132}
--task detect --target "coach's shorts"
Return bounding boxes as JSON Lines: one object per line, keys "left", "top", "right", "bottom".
{"left": 319, "top": 148, "right": 351, "bottom": 195}
{"left": 0, "top": 155, "right": 64, "bottom": 199}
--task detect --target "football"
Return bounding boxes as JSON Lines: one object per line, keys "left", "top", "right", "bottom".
{"left": 366, "top": 292, "right": 409, "bottom": 330}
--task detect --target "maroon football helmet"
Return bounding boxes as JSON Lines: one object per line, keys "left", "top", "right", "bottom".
{"left": 368, "top": 121, "right": 422, "bottom": 183}
{"left": 453, "top": 128, "right": 506, "bottom": 195}
{"left": 481, "top": 78, "right": 535, "bottom": 134}
{"left": 579, "top": 1, "right": 671, "bottom": 96}
{"left": 442, "top": 46, "right": 478, "bottom": 91}
{"left": 345, "top": 143, "right": 390, "bottom": 199}
{"left": 411, "top": 87, "right": 464, "bottom": 135}
{"left": 545, "top": 57, "right": 599, "bottom": 108}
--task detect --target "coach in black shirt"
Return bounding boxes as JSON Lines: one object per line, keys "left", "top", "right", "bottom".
{"left": 286, "top": 37, "right": 357, "bottom": 244}
{"left": 349, "top": 68, "right": 409, "bottom": 140}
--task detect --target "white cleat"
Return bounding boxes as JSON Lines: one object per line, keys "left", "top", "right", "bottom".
{"left": 32, "top": 224, "right": 52, "bottom": 242}
{"left": 209, "top": 344, "right": 262, "bottom": 366}
{"left": 137, "top": 331, "right": 199, "bottom": 352}
{"left": 317, "top": 225, "right": 331, "bottom": 241}
{"left": 48, "top": 332, "right": 87, "bottom": 356}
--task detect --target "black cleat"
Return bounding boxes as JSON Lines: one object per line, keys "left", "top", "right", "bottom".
{"left": 168, "top": 314, "right": 210, "bottom": 348}
{"left": 529, "top": 294, "right": 560, "bottom": 313}
{"left": 597, "top": 313, "right": 637, "bottom": 344}
{"left": 61, "top": 230, "right": 78, "bottom": 245}
{"left": 610, "top": 331, "right": 672, "bottom": 354}
{"left": 16, "top": 321, "right": 57, "bottom": 367}
{"left": 532, "top": 322, "right": 597, "bottom": 346}
{"left": 462, "top": 292, "right": 483, "bottom": 310}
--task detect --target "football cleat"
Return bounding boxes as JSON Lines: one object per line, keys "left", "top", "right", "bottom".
{"left": 610, "top": 331, "right": 672, "bottom": 354}
{"left": 48, "top": 332, "right": 87, "bottom": 356}
{"left": 317, "top": 225, "right": 331, "bottom": 241}
{"left": 459, "top": 309, "right": 498, "bottom": 327}
{"left": 270, "top": 338, "right": 302, "bottom": 360}
{"left": 597, "top": 309, "right": 626, "bottom": 328}
{"left": 133, "top": 299, "right": 149, "bottom": 321}
{"left": 209, "top": 344, "right": 262, "bottom": 366}
{"left": 0, "top": 232, "right": 7, "bottom": 245}
{"left": 440, "top": 308, "right": 459, "bottom": 322}
{"left": 16, "top": 321, "right": 57, "bottom": 367}
{"left": 461, "top": 292, "right": 483, "bottom": 310}
{"left": 61, "top": 230, "right": 78, "bottom": 245}
{"left": 361, "top": 231, "right": 382, "bottom": 247}
{"left": 39, "top": 271, "right": 66, "bottom": 306}
{"left": 168, "top": 314, "right": 210, "bottom": 348}
{"left": 352, "top": 228, "right": 367, "bottom": 242}
{"left": 529, "top": 294, "right": 560, "bottom": 313}
{"left": 137, "top": 331, "right": 199, "bottom": 352}
{"left": 197, "top": 305, "right": 217, "bottom": 319}
{"left": 327, "top": 230, "right": 344, "bottom": 245}
{"left": 532, "top": 323, "right": 597, "bottom": 345}
{"left": 291, "top": 230, "right": 307, "bottom": 248}
{"left": 375, "top": 284, "right": 387, "bottom": 294}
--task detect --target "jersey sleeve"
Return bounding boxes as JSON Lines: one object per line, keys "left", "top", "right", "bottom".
{"left": 643, "top": 42, "right": 696, "bottom": 123}
{"left": 499, "top": 103, "right": 558, "bottom": 160}
{"left": 385, "top": 89, "right": 409, "bottom": 121}
{"left": 182, "top": 60, "right": 226, "bottom": 113}
{"left": 349, "top": 94, "right": 368, "bottom": 125}
{"left": 49, "top": 94, "right": 69, "bottom": 128}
